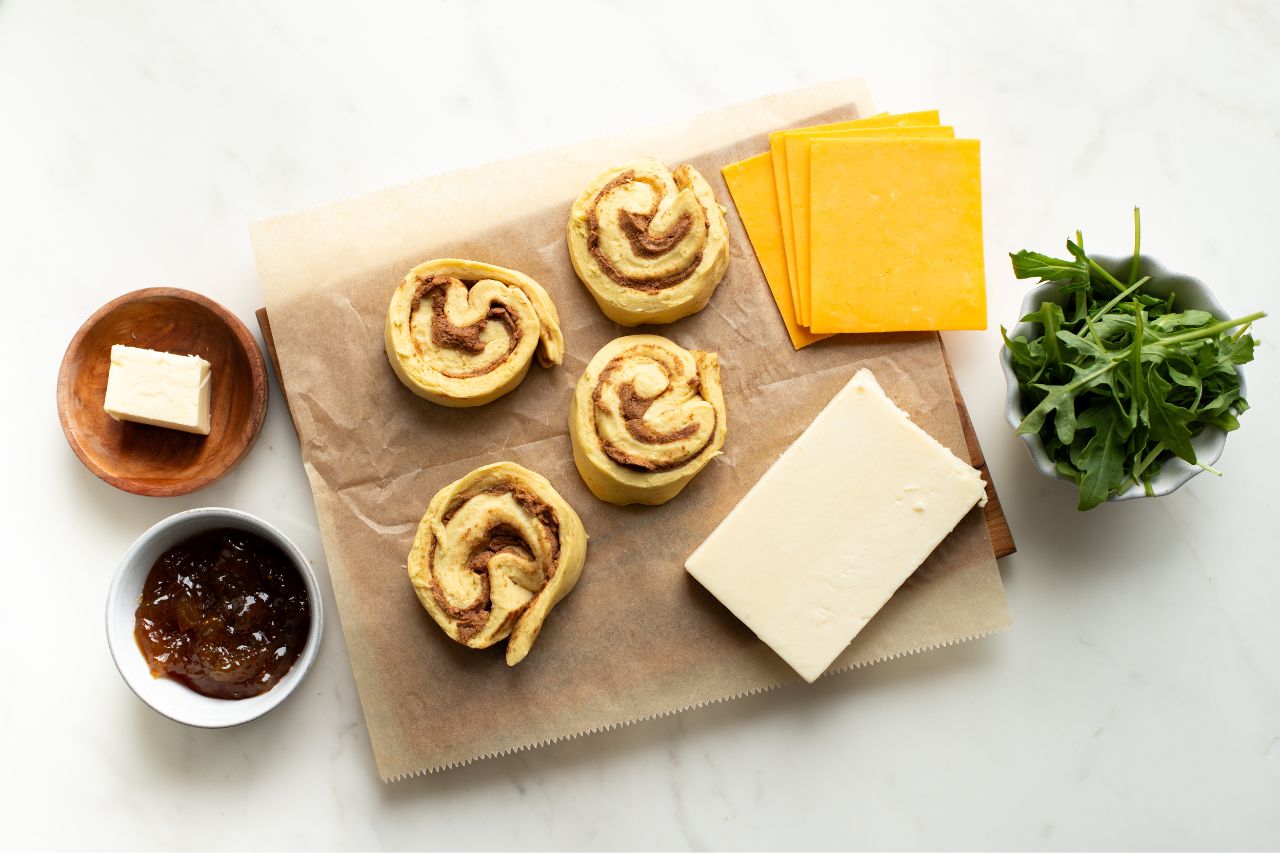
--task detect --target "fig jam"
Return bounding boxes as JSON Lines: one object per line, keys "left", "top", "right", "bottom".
{"left": 134, "top": 527, "right": 311, "bottom": 700}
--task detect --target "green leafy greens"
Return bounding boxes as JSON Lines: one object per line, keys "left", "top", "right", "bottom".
{"left": 1004, "top": 209, "right": 1264, "bottom": 510}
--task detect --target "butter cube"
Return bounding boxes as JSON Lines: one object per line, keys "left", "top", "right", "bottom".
{"left": 685, "top": 369, "right": 985, "bottom": 682}
{"left": 103, "top": 345, "right": 212, "bottom": 435}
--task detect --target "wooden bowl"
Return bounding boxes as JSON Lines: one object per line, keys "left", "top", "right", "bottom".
{"left": 58, "top": 288, "right": 268, "bottom": 496}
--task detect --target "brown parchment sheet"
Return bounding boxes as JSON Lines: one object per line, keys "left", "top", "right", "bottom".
{"left": 250, "top": 79, "right": 1011, "bottom": 781}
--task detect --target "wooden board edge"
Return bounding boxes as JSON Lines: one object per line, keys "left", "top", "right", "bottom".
{"left": 256, "top": 307, "right": 300, "bottom": 435}
{"left": 938, "top": 334, "right": 1016, "bottom": 559}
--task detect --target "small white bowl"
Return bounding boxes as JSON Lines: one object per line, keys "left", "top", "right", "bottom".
{"left": 1000, "top": 255, "right": 1248, "bottom": 502}
{"left": 106, "top": 507, "right": 323, "bottom": 727}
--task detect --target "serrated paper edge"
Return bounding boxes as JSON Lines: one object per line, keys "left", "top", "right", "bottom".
{"left": 383, "top": 626, "right": 1008, "bottom": 782}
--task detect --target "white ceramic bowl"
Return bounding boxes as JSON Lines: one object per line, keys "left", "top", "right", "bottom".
{"left": 106, "top": 507, "right": 323, "bottom": 727}
{"left": 1000, "top": 255, "right": 1248, "bottom": 502}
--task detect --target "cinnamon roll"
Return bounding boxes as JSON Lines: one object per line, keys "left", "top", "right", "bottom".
{"left": 407, "top": 462, "right": 588, "bottom": 666}
{"left": 385, "top": 259, "right": 564, "bottom": 407}
{"left": 569, "top": 335, "right": 727, "bottom": 506}
{"left": 567, "top": 158, "right": 730, "bottom": 326}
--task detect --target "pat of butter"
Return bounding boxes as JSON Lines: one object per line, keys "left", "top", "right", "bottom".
{"left": 685, "top": 368, "right": 985, "bottom": 683}
{"left": 103, "top": 345, "right": 212, "bottom": 435}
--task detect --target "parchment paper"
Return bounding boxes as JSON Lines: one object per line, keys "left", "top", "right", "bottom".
{"left": 250, "top": 79, "right": 1010, "bottom": 781}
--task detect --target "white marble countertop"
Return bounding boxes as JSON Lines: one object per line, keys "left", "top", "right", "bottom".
{"left": 4, "top": 1, "right": 1278, "bottom": 848}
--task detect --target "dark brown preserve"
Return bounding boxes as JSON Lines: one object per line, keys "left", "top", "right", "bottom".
{"left": 135, "top": 527, "right": 311, "bottom": 700}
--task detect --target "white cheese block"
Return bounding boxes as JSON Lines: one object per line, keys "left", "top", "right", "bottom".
{"left": 102, "top": 344, "right": 212, "bottom": 435}
{"left": 685, "top": 368, "right": 985, "bottom": 682}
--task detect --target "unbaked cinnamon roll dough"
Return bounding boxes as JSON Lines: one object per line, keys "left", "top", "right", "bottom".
{"left": 569, "top": 334, "right": 727, "bottom": 506}
{"left": 567, "top": 158, "right": 730, "bottom": 326}
{"left": 385, "top": 259, "right": 564, "bottom": 407}
{"left": 407, "top": 461, "right": 588, "bottom": 666}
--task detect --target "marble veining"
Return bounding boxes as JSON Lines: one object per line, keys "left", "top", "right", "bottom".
{"left": 2, "top": 0, "right": 1278, "bottom": 848}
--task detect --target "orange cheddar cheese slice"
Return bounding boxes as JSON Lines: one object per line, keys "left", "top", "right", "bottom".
{"left": 768, "top": 111, "right": 939, "bottom": 326}
{"left": 809, "top": 137, "right": 986, "bottom": 333}
{"left": 787, "top": 124, "right": 955, "bottom": 326}
{"left": 721, "top": 154, "right": 829, "bottom": 349}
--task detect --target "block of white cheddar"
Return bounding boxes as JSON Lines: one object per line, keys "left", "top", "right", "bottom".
{"left": 103, "top": 344, "right": 212, "bottom": 435}
{"left": 685, "top": 368, "right": 985, "bottom": 682}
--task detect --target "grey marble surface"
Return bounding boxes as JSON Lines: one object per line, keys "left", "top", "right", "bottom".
{"left": 2, "top": 0, "right": 1278, "bottom": 849}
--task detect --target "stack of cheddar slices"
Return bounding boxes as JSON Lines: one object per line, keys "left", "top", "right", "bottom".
{"left": 722, "top": 110, "right": 986, "bottom": 347}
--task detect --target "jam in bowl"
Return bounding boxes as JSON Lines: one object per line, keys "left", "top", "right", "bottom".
{"left": 106, "top": 508, "right": 323, "bottom": 727}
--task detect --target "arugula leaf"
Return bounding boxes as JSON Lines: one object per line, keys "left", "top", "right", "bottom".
{"left": 1010, "top": 250, "right": 1089, "bottom": 290}
{"left": 1090, "top": 313, "right": 1135, "bottom": 341}
{"left": 1219, "top": 331, "right": 1257, "bottom": 367}
{"left": 1075, "top": 405, "right": 1128, "bottom": 510}
{"left": 1017, "top": 360, "right": 1118, "bottom": 445}
{"left": 1005, "top": 208, "right": 1265, "bottom": 509}
{"left": 1057, "top": 330, "right": 1112, "bottom": 362}
{"left": 1201, "top": 409, "right": 1242, "bottom": 432}
{"left": 1001, "top": 327, "right": 1048, "bottom": 383}
{"left": 1018, "top": 384, "right": 1078, "bottom": 445}
{"left": 1167, "top": 362, "right": 1203, "bottom": 409}
{"left": 1022, "top": 301, "right": 1066, "bottom": 366}
{"left": 1144, "top": 369, "right": 1197, "bottom": 463}
{"left": 1149, "top": 309, "right": 1215, "bottom": 332}
{"left": 1199, "top": 385, "right": 1244, "bottom": 417}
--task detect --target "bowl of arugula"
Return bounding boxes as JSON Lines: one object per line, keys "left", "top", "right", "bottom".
{"left": 1001, "top": 209, "right": 1264, "bottom": 510}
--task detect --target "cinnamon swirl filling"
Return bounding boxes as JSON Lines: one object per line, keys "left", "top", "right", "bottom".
{"left": 408, "top": 462, "right": 588, "bottom": 666}
{"left": 385, "top": 259, "right": 564, "bottom": 407}
{"left": 567, "top": 159, "right": 729, "bottom": 326}
{"left": 569, "top": 334, "right": 727, "bottom": 506}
